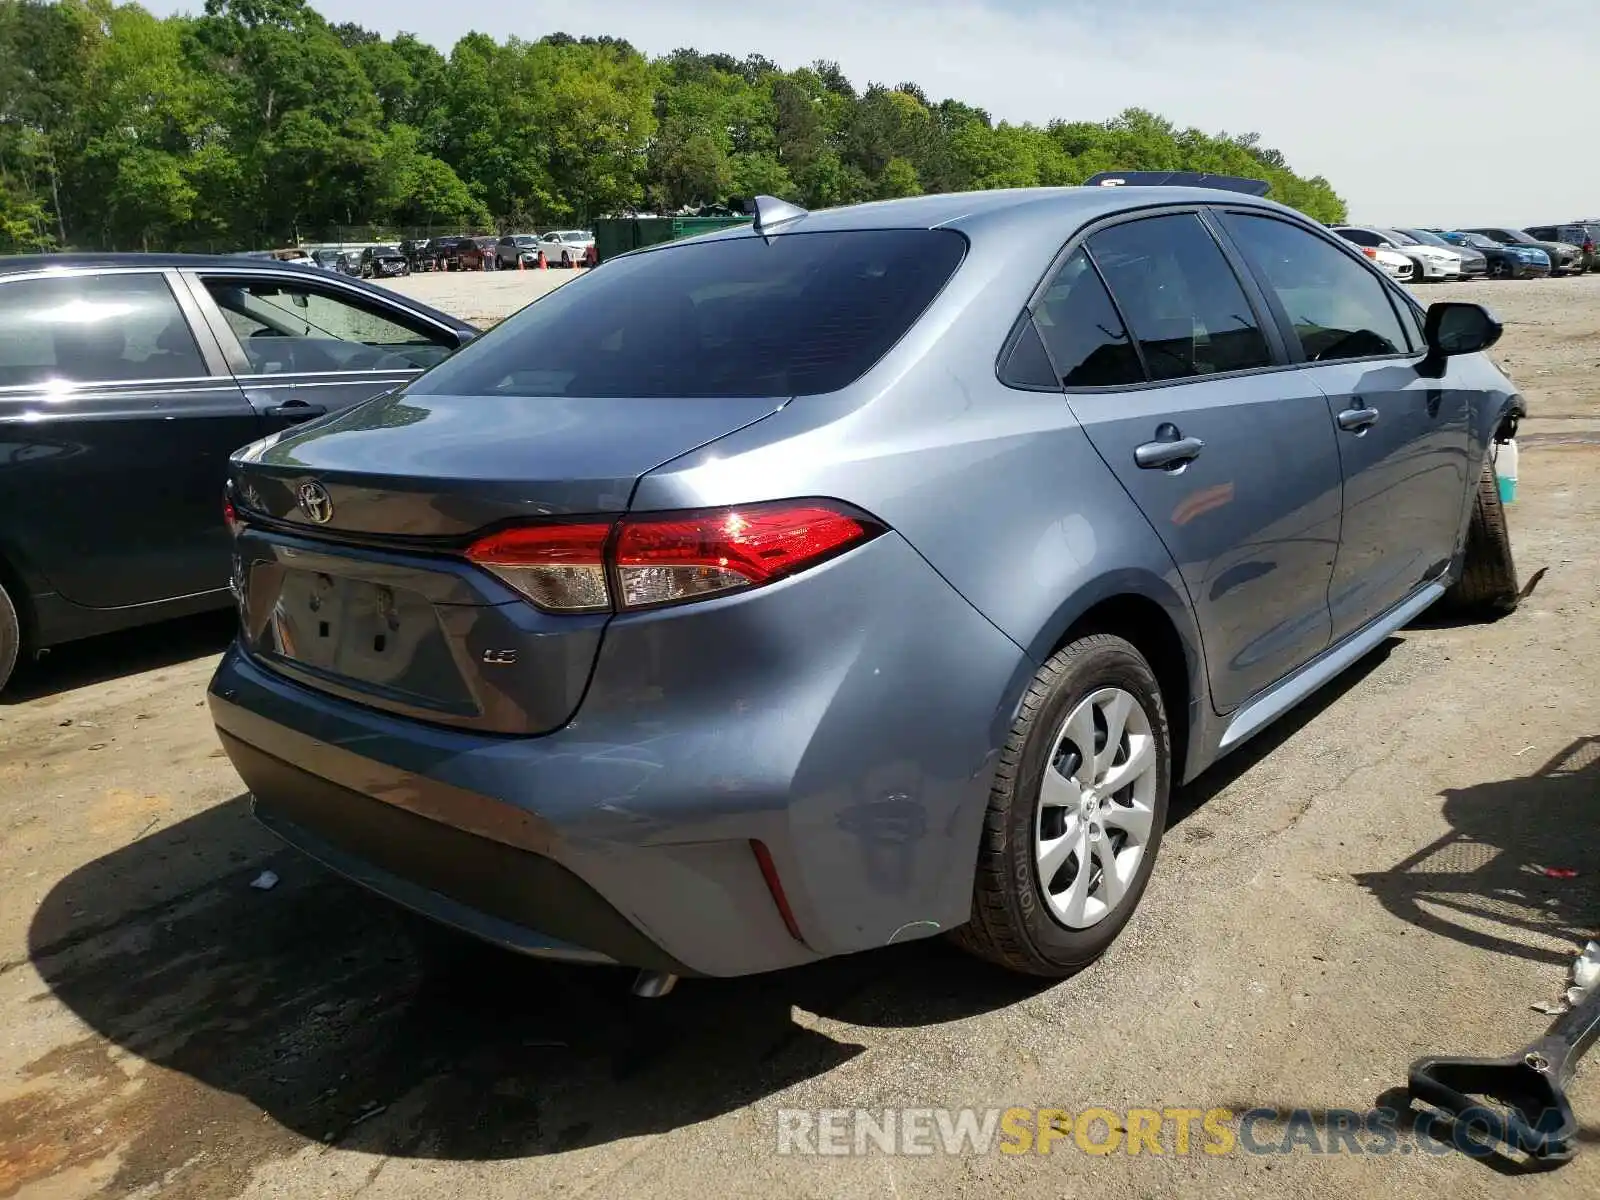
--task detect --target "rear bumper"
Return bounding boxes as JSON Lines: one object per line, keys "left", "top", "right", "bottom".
{"left": 209, "top": 532, "right": 1028, "bottom": 976}
{"left": 229, "top": 731, "right": 687, "bottom": 970}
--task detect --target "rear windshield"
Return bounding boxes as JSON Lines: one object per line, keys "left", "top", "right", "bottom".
{"left": 408, "top": 228, "right": 967, "bottom": 398}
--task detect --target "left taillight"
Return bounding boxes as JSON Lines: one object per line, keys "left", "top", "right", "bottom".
{"left": 224, "top": 488, "right": 240, "bottom": 535}
{"left": 464, "top": 501, "right": 883, "bottom": 614}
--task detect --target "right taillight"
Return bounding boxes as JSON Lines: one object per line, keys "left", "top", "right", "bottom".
{"left": 464, "top": 501, "right": 882, "bottom": 614}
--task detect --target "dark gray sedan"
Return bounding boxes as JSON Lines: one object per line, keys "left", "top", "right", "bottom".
{"left": 0, "top": 255, "right": 477, "bottom": 690}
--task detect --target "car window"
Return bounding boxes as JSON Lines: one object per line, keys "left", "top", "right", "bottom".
{"left": 1222, "top": 213, "right": 1412, "bottom": 361}
{"left": 1031, "top": 248, "right": 1144, "bottom": 387}
{"left": 201, "top": 277, "right": 456, "bottom": 375}
{"left": 409, "top": 228, "right": 966, "bottom": 399}
{"left": 1085, "top": 214, "right": 1273, "bottom": 381}
{"left": 0, "top": 272, "right": 207, "bottom": 388}
{"left": 998, "top": 313, "right": 1064, "bottom": 390}
{"left": 1336, "top": 228, "right": 1381, "bottom": 247}
{"left": 1383, "top": 229, "right": 1418, "bottom": 246}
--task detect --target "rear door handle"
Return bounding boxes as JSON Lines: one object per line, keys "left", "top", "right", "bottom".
{"left": 265, "top": 402, "right": 328, "bottom": 421}
{"left": 1134, "top": 428, "right": 1205, "bottom": 470}
{"left": 1337, "top": 405, "right": 1380, "bottom": 432}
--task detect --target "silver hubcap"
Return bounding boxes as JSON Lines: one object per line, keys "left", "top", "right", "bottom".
{"left": 1034, "top": 687, "right": 1159, "bottom": 929}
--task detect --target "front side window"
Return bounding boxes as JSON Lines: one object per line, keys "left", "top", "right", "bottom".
{"left": 410, "top": 229, "right": 966, "bottom": 399}
{"left": 0, "top": 272, "right": 206, "bottom": 388}
{"left": 201, "top": 277, "right": 455, "bottom": 375}
{"left": 1086, "top": 214, "right": 1274, "bottom": 381}
{"left": 1221, "top": 213, "right": 1411, "bottom": 361}
{"left": 1031, "top": 248, "right": 1144, "bottom": 387}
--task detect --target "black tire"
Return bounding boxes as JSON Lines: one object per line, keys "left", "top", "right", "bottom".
{"left": 1441, "top": 458, "right": 1518, "bottom": 618}
{"left": 561, "top": 251, "right": 573, "bottom": 269}
{"left": 0, "top": 580, "right": 20, "bottom": 694}
{"left": 952, "top": 634, "right": 1171, "bottom": 977}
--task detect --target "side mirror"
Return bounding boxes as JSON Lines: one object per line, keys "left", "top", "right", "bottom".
{"left": 1424, "top": 301, "right": 1502, "bottom": 357}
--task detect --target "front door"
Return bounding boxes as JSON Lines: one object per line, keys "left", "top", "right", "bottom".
{"left": 0, "top": 269, "right": 258, "bottom": 608}
{"left": 1216, "top": 210, "right": 1471, "bottom": 640}
{"left": 181, "top": 271, "right": 462, "bottom": 435}
{"left": 1040, "top": 212, "right": 1343, "bottom": 713}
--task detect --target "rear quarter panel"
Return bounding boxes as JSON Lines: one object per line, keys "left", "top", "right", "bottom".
{"left": 633, "top": 214, "right": 1208, "bottom": 766}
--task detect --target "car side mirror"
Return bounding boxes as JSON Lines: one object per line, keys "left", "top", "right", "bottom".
{"left": 1425, "top": 301, "right": 1502, "bottom": 358}
{"left": 452, "top": 328, "right": 477, "bottom": 349}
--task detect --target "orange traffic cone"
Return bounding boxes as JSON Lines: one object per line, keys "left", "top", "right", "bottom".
{"left": 537, "top": 251, "right": 547, "bottom": 270}
{"left": 517, "top": 255, "right": 524, "bottom": 271}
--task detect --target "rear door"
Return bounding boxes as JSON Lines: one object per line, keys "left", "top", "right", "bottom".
{"left": 180, "top": 269, "right": 464, "bottom": 434}
{"left": 1217, "top": 209, "right": 1471, "bottom": 639}
{"left": 1047, "top": 210, "right": 1343, "bottom": 712}
{"left": 0, "top": 268, "right": 258, "bottom": 608}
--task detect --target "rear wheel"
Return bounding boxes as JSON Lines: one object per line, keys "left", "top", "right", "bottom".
{"left": 561, "top": 250, "right": 573, "bottom": 269}
{"left": 0, "top": 580, "right": 20, "bottom": 694}
{"left": 953, "top": 634, "right": 1170, "bottom": 977}
{"left": 1441, "top": 458, "right": 1518, "bottom": 618}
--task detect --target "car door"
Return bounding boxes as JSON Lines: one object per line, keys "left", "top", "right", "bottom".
{"left": 1044, "top": 210, "right": 1343, "bottom": 712}
{"left": 0, "top": 268, "right": 259, "bottom": 609}
{"left": 179, "top": 269, "right": 465, "bottom": 435}
{"left": 1217, "top": 210, "right": 1471, "bottom": 640}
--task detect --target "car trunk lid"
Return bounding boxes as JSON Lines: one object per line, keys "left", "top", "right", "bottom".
{"left": 229, "top": 389, "right": 784, "bottom": 734}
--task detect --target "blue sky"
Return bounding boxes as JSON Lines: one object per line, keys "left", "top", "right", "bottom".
{"left": 145, "top": 0, "right": 1597, "bottom": 225}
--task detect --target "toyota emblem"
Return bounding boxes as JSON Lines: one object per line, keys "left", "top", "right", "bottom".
{"left": 296, "top": 480, "right": 334, "bottom": 524}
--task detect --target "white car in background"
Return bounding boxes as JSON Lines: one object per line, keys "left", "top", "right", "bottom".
{"left": 1332, "top": 225, "right": 1461, "bottom": 281}
{"left": 538, "top": 229, "right": 595, "bottom": 269}
{"left": 1372, "top": 246, "right": 1417, "bottom": 282}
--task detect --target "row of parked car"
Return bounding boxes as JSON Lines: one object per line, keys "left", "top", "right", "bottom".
{"left": 1330, "top": 221, "right": 1599, "bottom": 282}
{"left": 237, "top": 231, "right": 598, "bottom": 280}
{"left": 367, "top": 231, "right": 597, "bottom": 275}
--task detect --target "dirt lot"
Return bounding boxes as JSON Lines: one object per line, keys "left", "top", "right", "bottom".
{"left": 377, "top": 267, "right": 581, "bottom": 328}
{"left": 2, "top": 275, "right": 1599, "bottom": 1199}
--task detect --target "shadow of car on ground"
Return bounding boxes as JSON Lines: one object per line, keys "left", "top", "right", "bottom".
{"left": 20, "top": 636, "right": 1409, "bottom": 1171}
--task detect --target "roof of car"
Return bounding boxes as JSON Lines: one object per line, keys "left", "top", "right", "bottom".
{"left": 647, "top": 186, "right": 1294, "bottom": 255}
{"left": 0, "top": 252, "right": 327, "bottom": 274}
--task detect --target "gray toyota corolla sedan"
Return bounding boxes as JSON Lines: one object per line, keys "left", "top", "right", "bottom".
{"left": 210, "top": 179, "right": 1523, "bottom": 989}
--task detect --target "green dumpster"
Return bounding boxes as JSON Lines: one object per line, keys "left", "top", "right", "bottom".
{"left": 591, "top": 215, "right": 754, "bottom": 264}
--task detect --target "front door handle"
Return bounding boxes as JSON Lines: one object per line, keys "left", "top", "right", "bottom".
{"left": 264, "top": 402, "right": 328, "bottom": 421}
{"left": 1337, "top": 405, "right": 1380, "bottom": 433}
{"left": 1134, "top": 424, "right": 1205, "bottom": 470}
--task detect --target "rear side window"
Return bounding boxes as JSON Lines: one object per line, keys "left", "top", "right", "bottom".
{"left": 1032, "top": 248, "right": 1144, "bottom": 387}
{"left": 1087, "top": 214, "right": 1274, "bottom": 380}
{"left": 409, "top": 229, "right": 967, "bottom": 398}
{"left": 1221, "top": 213, "right": 1411, "bottom": 361}
{"left": 0, "top": 272, "right": 206, "bottom": 388}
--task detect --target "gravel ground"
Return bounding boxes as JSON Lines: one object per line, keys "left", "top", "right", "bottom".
{"left": 1, "top": 275, "right": 1598, "bottom": 1199}
{"left": 375, "top": 267, "right": 581, "bottom": 328}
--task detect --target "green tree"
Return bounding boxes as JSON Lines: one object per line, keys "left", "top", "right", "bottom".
{"left": 0, "top": 1, "right": 1350, "bottom": 246}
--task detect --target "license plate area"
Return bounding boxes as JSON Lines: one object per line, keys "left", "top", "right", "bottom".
{"left": 260, "top": 567, "right": 477, "bottom": 714}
